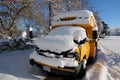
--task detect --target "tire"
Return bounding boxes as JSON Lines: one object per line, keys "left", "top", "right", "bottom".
{"left": 76, "top": 61, "right": 86, "bottom": 79}
{"left": 74, "top": 63, "right": 82, "bottom": 76}
{"left": 30, "top": 59, "right": 34, "bottom": 66}
{"left": 93, "top": 42, "right": 98, "bottom": 63}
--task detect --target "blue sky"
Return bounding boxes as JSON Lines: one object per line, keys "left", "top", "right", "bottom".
{"left": 91, "top": 0, "right": 120, "bottom": 28}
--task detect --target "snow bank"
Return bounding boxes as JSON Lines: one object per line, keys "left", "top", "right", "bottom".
{"left": 84, "top": 63, "right": 108, "bottom": 80}
{"left": 97, "top": 36, "right": 120, "bottom": 80}
{"left": 0, "top": 49, "right": 46, "bottom": 80}
{"left": 84, "top": 51, "right": 120, "bottom": 80}
{"left": 34, "top": 26, "right": 87, "bottom": 53}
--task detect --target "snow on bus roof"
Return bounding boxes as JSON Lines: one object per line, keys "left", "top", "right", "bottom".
{"left": 52, "top": 10, "right": 93, "bottom": 20}
{"left": 51, "top": 10, "right": 97, "bottom": 27}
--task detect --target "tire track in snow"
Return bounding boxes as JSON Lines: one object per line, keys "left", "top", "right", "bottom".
{"left": 98, "top": 41, "right": 120, "bottom": 66}
{"left": 98, "top": 41, "right": 120, "bottom": 56}
{"left": 97, "top": 41, "right": 120, "bottom": 80}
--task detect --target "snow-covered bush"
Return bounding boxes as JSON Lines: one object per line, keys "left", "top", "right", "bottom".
{"left": 0, "top": 38, "right": 34, "bottom": 53}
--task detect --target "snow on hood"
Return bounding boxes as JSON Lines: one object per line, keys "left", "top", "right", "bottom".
{"left": 34, "top": 26, "right": 87, "bottom": 53}
{"left": 49, "top": 26, "right": 87, "bottom": 41}
{"left": 34, "top": 35, "right": 76, "bottom": 53}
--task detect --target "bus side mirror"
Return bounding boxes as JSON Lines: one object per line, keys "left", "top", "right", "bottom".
{"left": 92, "top": 30, "right": 98, "bottom": 39}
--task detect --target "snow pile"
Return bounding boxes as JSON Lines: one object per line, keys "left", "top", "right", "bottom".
{"left": 34, "top": 26, "right": 87, "bottom": 53}
{"left": 84, "top": 52, "right": 120, "bottom": 80}
{"left": 84, "top": 63, "right": 108, "bottom": 80}
{"left": 52, "top": 10, "right": 97, "bottom": 27}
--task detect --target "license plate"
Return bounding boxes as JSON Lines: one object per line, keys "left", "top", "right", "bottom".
{"left": 43, "top": 66, "right": 51, "bottom": 72}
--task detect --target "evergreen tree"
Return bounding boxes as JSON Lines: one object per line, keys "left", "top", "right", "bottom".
{"left": 101, "top": 21, "right": 110, "bottom": 36}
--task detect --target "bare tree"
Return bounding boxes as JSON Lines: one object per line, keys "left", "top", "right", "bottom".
{"left": 0, "top": 0, "right": 30, "bottom": 38}
{"left": 0, "top": 0, "right": 45, "bottom": 38}
{"left": 45, "top": 0, "right": 89, "bottom": 16}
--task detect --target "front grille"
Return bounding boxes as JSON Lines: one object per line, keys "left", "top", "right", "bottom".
{"left": 35, "top": 46, "right": 78, "bottom": 59}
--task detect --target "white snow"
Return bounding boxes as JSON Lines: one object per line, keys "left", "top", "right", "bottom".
{"left": 29, "top": 27, "right": 33, "bottom": 31}
{"left": 92, "top": 26, "right": 98, "bottom": 30}
{"left": 34, "top": 26, "right": 87, "bottom": 53}
{"left": 99, "top": 36, "right": 120, "bottom": 54}
{"left": 84, "top": 62, "right": 108, "bottom": 80}
{"left": 34, "top": 35, "right": 76, "bottom": 53}
{"left": 22, "top": 31, "right": 27, "bottom": 39}
{"left": 0, "top": 49, "right": 46, "bottom": 80}
{"left": 0, "top": 74, "right": 19, "bottom": 80}
{"left": 52, "top": 10, "right": 97, "bottom": 27}
{"left": 0, "top": 36, "right": 120, "bottom": 80}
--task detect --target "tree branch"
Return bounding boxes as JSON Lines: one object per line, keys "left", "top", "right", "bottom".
{"left": 0, "top": 18, "right": 5, "bottom": 30}
{"left": 9, "top": 5, "right": 28, "bottom": 30}
{"left": 2, "top": 1, "right": 12, "bottom": 11}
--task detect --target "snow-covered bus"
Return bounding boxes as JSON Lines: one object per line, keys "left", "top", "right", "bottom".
{"left": 29, "top": 10, "right": 98, "bottom": 76}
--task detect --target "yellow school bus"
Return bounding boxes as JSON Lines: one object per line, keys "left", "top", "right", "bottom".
{"left": 29, "top": 10, "right": 98, "bottom": 76}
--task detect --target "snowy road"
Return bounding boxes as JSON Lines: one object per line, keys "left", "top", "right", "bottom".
{"left": 0, "top": 36, "right": 120, "bottom": 80}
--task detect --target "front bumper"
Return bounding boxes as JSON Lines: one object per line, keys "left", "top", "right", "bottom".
{"left": 29, "top": 51, "right": 80, "bottom": 75}
{"left": 30, "top": 59, "right": 80, "bottom": 75}
{"left": 29, "top": 51, "right": 78, "bottom": 68}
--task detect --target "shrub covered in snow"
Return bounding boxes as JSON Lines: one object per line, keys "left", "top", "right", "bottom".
{"left": 0, "top": 38, "right": 34, "bottom": 53}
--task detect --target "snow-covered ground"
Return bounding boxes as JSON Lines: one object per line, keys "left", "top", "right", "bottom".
{"left": 0, "top": 36, "right": 120, "bottom": 80}
{"left": 99, "top": 36, "right": 120, "bottom": 54}
{"left": 0, "top": 49, "right": 47, "bottom": 80}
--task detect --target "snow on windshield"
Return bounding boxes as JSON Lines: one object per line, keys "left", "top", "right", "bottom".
{"left": 34, "top": 26, "right": 87, "bottom": 53}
